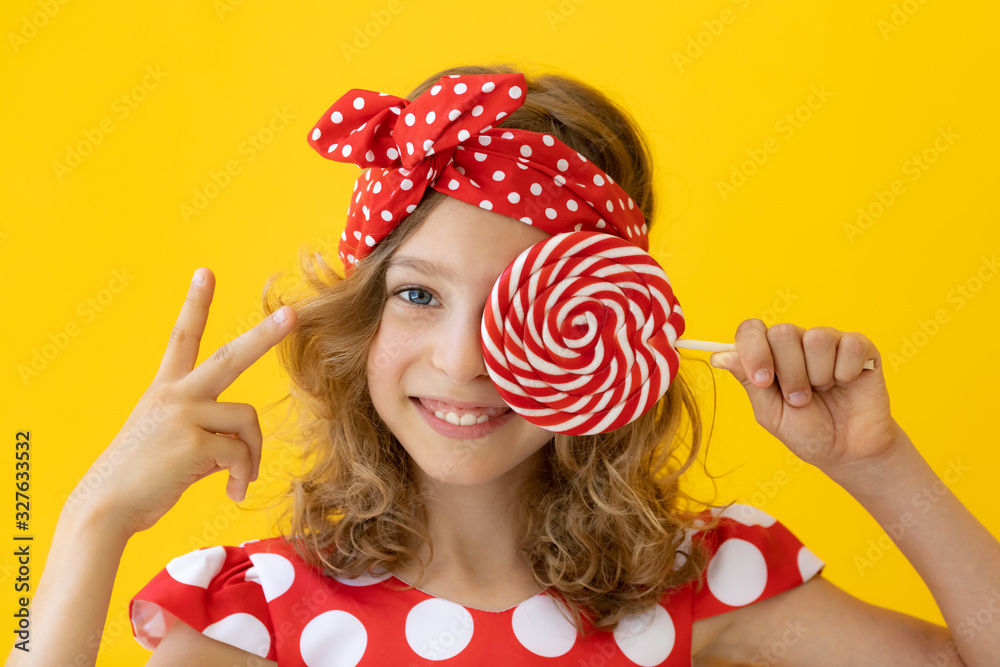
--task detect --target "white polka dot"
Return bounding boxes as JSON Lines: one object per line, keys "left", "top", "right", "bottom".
{"left": 596, "top": 220, "right": 606, "bottom": 228}
{"left": 574, "top": 223, "right": 583, "bottom": 231}
{"left": 557, "top": 159, "right": 569, "bottom": 171}
{"left": 707, "top": 539, "right": 768, "bottom": 606}
{"left": 327, "top": 144, "right": 338, "bottom": 154}
{"left": 341, "top": 145, "right": 352, "bottom": 158}
{"left": 165, "top": 547, "right": 226, "bottom": 589}
{"left": 362, "top": 150, "right": 373, "bottom": 162}
{"left": 627, "top": 226, "right": 633, "bottom": 237}
{"left": 495, "top": 111, "right": 507, "bottom": 121}
{"left": 333, "top": 567, "right": 392, "bottom": 586}
{"left": 478, "top": 136, "right": 492, "bottom": 146}
{"left": 399, "top": 168, "right": 410, "bottom": 176}
{"left": 605, "top": 200, "right": 614, "bottom": 213}
{"left": 593, "top": 174, "right": 605, "bottom": 186}
{"left": 311, "top": 128, "right": 321, "bottom": 141}
{"left": 516, "top": 163, "right": 527, "bottom": 170}
{"left": 474, "top": 152, "right": 487, "bottom": 162}
{"left": 641, "top": 223, "right": 647, "bottom": 234}
{"left": 480, "top": 200, "right": 493, "bottom": 210}
{"left": 542, "top": 135, "right": 555, "bottom": 146}
{"left": 448, "top": 179, "right": 460, "bottom": 190}
{"left": 406, "top": 142, "right": 414, "bottom": 155}
{"left": 347, "top": 254, "right": 354, "bottom": 263}
{"left": 341, "top": 230, "right": 347, "bottom": 241}
{"left": 798, "top": 546, "right": 825, "bottom": 581}
{"left": 404, "top": 112, "right": 416, "bottom": 126}
{"left": 509, "top": 86, "right": 522, "bottom": 99}
{"left": 353, "top": 230, "right": 362, "bottom": 240}
{"left": 364, "top": 235, "right": 376, "bottom": 247}
{"left": 577, "top": 151, "right": 588, "bottom": 162}
{"left": 448, "top": 109, "right": 460, "bottom": 121}
{"left": 425, "top": 111, "right": 436, "bottom": 124}
{"left": 519, "top": 145, "right": 532, "bottom": 158}
{"left": 454, "top": 83, "right": 467, "bottom": 94}
{"left": 300, "top": 610, "right": 367, "bottom": 667}
{"left": 628, "top": 198, "right": 634, "bottom": 209}
{"left": 381, "top": 210, "right": 392, "bottom": 221}
{"left": 492, "top": 170, "right": 505, "bottom": 181}
{"left": 406, "top": 204, "right": 416, "bottom": 213}
{"left": 203, "top": 613, "right": 271, "bottom": 659}
{"left": 711, "top": 504, "right": 777, "bottom": 528}
{"left": 386, "top": 147, "right": 399, "bottom": 160}
{"left": 511, "top": 595, "right": 576, "bottom": 657}
{"left": 501, "top": 131, "right": 514, "bottom": 139}
{"left": 545, "top": 208, "right": 557, "bottom": 219}
{"left": 457, "top": 129, "right": 471, "bottom": 142}
{"left": 372, "top": 181, "right": 382, "bottom": 194}
{"left": 405, "top": 599, "right": 474, "bottom": 661}
{"left": 331, "top": 111, "right": 343, "bottom": 123}
{"left": 246, "top": 553, "right": 295, "bottom": 602}
{"left": 401, "top": 179, "right": 413, "bottom": 190}
{"left": 353, "top": 97, "right": 365, "bottom": 110}
{"left": 619, "top": 198, "right": 625, "bottom": 210}
{"left": 567, "top": 200, "right": 578, "bottom": 211}
{"left": 471, "top": 105, "right": 483, "bottom": 117}
{"left": 482, "top": 81, "right": 496, "bottom": 93}
{"left": 553, "top": 175, "right": 566, "bottom": 186}
{"left": 520, "top": 216, "right": 533, "bottom": 224}
{"left": 423, "top": 139, "right": 433, "bottom": 152}
{"left": 530, "top": 183, "right": 542, "bottom": 196}
{"left": 430, "top": 85, "right": 442, "bottom": 95}
{"left": 508, "top": 192, "right": 520, "bottom": 203}
{"left": 614, "top": 605, "right": 676, "bottom": 666}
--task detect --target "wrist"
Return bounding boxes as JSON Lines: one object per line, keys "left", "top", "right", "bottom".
{"left": 58, "top": 486, "right": 135, "bottom": 548}
{"left": 824, "top": 423, "right": 918, "bottom": 499}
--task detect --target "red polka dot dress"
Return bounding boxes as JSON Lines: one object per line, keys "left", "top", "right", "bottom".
{"left": 130, "top": 504, "right": 824, "bottom": 665}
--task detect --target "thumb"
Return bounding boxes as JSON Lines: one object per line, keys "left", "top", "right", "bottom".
{"left": 709, "top": 351, "right": 748, "bottom": 382}
{"left": 709, "top": 350, "right": 782, "bottom": 409}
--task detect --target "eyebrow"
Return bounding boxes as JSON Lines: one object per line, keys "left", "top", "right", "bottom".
{"left": 386, "top": 255, "right": 459, "bottom": 281}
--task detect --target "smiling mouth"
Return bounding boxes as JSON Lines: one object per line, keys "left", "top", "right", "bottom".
{"left": 416, "top": 397, "right": 511, "bottom": 426}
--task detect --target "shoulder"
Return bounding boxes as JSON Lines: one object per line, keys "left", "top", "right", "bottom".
{"left": 684, "top": 504, "right": 824, "bottom": 617}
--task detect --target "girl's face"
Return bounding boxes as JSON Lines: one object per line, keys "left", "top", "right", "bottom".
{"left": 366, "top": 196, "right": 555, "bottom": 487}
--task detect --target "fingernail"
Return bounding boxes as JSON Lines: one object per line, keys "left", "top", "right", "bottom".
{"left": 273, "top": 307, "right": 287, "bottom": 324}
{"left": 789, "top": 391, "right": 809, "bottom": 406}
{"left": 754, "top": 369, "right": 770, "bottom": 384}
{"left": 192, "top": 269, "right": 205, "bottom": 285}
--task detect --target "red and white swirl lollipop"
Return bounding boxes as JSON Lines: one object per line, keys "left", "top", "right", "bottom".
{"left": 482, "top": 231, "right": 685, "bottom": 435}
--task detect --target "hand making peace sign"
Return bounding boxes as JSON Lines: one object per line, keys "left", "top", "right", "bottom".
{"left": 70, "top": 268, "right": 297, "bottom": 537}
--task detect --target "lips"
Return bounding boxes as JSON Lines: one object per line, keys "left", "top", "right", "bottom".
{"left": 410, "top": 397, "right": 516, "bottom": 440}
{"left": 417, "top": 398, "right": 510, "bottom": 421}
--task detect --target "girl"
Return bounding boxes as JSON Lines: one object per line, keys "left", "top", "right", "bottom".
{"left": 12, "top": 64, "right": 999, "bottom": 666}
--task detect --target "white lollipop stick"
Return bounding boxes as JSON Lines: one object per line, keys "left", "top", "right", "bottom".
{"left": 675, "top": 339, "right": 875, "bottom": 371}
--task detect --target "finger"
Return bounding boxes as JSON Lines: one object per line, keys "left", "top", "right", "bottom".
{"left": 734, "top": 319, "right": 775, "bottom": 387}
{"left": 833, "top": 332, "right": 878, "bottom": 383}
{"left": 201, "top": 432, "right": 254, "bottom": 503}
{"left": 766, "top": 323, "right": 812, "bottom": 406}
{"left": 802, "top": 327, "right": 840, "bottom": 390}
{"left": 181, "top": 305, "right": 296, "bottom": 401}
{"left": 156, "top": 268, "right": 215, "bottom": 382}
{"left": 190, "top": 401, "right": 264, "bottom": 483}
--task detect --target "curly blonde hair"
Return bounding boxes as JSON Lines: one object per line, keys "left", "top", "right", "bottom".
{"left": 259, "top": 64, "right": 729, "bottom": 635}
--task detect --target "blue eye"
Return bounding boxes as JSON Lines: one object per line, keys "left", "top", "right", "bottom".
{"left": 394, "top": 287, "right": 437, "bottom": 307}
{"left": 406, "top": 289, "right": 434, "bottom": 306}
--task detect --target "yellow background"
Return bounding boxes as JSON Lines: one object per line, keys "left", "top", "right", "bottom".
{"left": 3, "top": 0, "right": 999, "bottom": 663}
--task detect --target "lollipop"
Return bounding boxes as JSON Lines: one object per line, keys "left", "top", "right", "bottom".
{"left": 482, "top": 231, "right": 685, "bottom": 435}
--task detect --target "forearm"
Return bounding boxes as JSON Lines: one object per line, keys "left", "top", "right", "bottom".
{"left": 831, "top": 428, "right": 1000, "bottom": 667}
{"left": 5, "top": 501, "right": 131, "bottom": 667}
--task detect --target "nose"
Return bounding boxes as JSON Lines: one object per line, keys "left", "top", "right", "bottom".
{"left": 432, "top": 307, "right": 489, "bottom": 384}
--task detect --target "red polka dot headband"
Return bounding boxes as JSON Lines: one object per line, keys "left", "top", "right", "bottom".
{"left": 306, "top": 72, "right": 649, "bottom": 271}
{"left": 307, "top": 72, "right": 686, "bottom": 434}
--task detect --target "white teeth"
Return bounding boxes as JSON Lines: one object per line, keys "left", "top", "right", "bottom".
{"left": 433, "top": 410, "right": 493, "bottom": 426}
